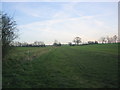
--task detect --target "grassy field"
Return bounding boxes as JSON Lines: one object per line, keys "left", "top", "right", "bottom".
{"left": 3, "top": 43, "right": 119, "bottom": 88}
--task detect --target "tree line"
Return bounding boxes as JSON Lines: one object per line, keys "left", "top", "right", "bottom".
{"left": 11, "top": 41, "right": 45, "bottom": 47}
{"left": 11, "top": 34, "right": 119, "bottom": 47}
{"left": 99, "top": 35, "right": 118, "bottom": 44}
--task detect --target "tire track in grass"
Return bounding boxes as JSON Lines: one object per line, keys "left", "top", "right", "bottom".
{"left": 68, "top": 46, "right": 118, "bottom": 88}
{"left": 57, "top": 47, "right": 103, "bottom": 88}
{"left": 40, "top": 47, "right": 90, "bottom": 88}
{"left": 51, "top": 46, "right": 118, "bottom": 88}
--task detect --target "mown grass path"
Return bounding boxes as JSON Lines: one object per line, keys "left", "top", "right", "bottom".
{"left": 3, "top": 44, "right": 118, "bottom": 88}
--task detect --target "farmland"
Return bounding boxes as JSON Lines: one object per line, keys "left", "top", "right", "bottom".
{"left": 2, "top": 43, "right": 119, "bottom": 88}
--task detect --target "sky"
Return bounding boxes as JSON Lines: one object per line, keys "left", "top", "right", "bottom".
{"left": 1, "top": 1, "right": 118, "bottom": 45}
{"left": 1, "top": 0, "right": 119, "bottom": 2}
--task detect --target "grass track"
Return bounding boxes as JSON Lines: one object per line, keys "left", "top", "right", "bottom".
{"left": 3, "top": 43, "right": 119, "bottom": 88}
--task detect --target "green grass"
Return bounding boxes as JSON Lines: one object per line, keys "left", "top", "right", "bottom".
{"left": 3, "top": 43, "right": 119, "bottom": 88}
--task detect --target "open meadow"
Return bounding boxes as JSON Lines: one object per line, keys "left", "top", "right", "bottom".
{"left": 3, "top": 43, "right": 119, "bottom": 88}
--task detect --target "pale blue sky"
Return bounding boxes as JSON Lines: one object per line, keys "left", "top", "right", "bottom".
{"left": 2, "top": 2, "right": 118, "bottom": 44}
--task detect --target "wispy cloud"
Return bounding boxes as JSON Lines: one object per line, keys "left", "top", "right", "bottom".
{"left": 3, "top": 2, "right": 117, "bottom": 44}
{"left": 18, "top": 14, "right": 117, "bottom": 44}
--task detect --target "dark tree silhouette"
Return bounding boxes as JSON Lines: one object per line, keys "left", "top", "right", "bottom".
{"left": 88, "top": 41, "right": 98, "bottom": 44}
{"left": 95, "top": 41, "right": 98, "bottom": 44}
{"left": 68, "top": 42, "right": 72, "bottom": 46}
{"left": 73, "top": 37, "right": 81, "bottom": 45}
{"left": 1, "top": 12, "right": 18, "bottom": 58}
{"left": 53, "top": 40, "right": 61, "bottom": 46}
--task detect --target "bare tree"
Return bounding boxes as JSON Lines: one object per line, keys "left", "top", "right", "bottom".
{"left": 22, "top": 42, "right": 28, "bottom": 47}
{"left": 53, "top": 40, "right": 61, "bottom": 46}
{"left": 68, "top": 42, "right": 72, "bottom": 46}
{"left": 113, "top": 35, "right": 117, "bottom": 43}
{"left": 1, "top": 12, "right": 18, "bottom": 57}
{"left": 73, "top": 37, "right": 81, "bottom": 45}
{"left": 34, "top": 41, "right": 40, "bottom": 47}
{"left": 10, "top": 41, "right": 21, "bottom": 46}
{"left": 106, "top": 36, "right": 111, "bottom": 43}
{"left": 33, "top": 41, "right": 45, "bottom": 47}
{"left": 110, "top": 37, "right": 114, "bottom": 43}
{"left": 38, "top": 41, "right": 45, "bottom": 47}
{"left": 100, "top": 37, "right": 106, "bottom": 44}
{"left": 106, "top": 35, "right": 117, "bottom": 43}
{"left": 100, "top": 35, "right": 118, "bottom": 44}
{"left": 53, "top": 40, "right": 58, "bottom": 46}
{"left": 88, "top": 41, "right": 98, "bottom": 44}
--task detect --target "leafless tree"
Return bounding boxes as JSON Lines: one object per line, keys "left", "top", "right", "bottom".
{"left": 100, "top": 37, "right": 106, "bottom": 44}
{"left": 1, "top": 12, "right": 18, "bottom": 57}
{"left": 73, "top": 37, "right": 81, "bottom": 45}
{"left": 38, "top": 41, "right": 45, "bottom": 47}
{"left": 100, "top": 35, "right": 118, "bottom": 44}
{"left": 34, "top": 41, "right": 38, "bottom": 46}
{"left": 33, "top": 41, "right": 45, "bottom": 47}
{"left": 113, "top": 35, "right": 117, "bottom": 43}
{"left": 53, "top": 40, "right": 58, "bottom": 46}
{"left": 10, "top": 41, "right": 21, "bottom": 46}
{"left": 22, "top": 42, "right": 28, "bottom": 47}
{"left": 106, "top": 36, "right": 111, "bottom": 43}
{"left": 53, "top": 40, "right": 61, "bottom": 46}
{"left": 68, "top": 42, "right": 72, "bottom": 46}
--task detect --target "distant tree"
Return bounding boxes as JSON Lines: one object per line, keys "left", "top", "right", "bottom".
{"left": 33, "top": 41, "right": 45, "bottom": 47}
{"left": 53, "top": 40, "right": 58, "bottom": 46}
{"left": 39, "top": 41, "right": 45, "bottom": 47}
{"left": 1, "top": 12, "right": 18, "bottom": 58}
{"left": 58, "top": 42, "right": 61, "bottom": 46}
{"left": 22, "top": 42, "right": 28, "bottom": 47}
{"left": 113, "top": 35, "right": 117, "bottom": 43}
{"left": 100, "top": 35, "right": 118, "bottom": 44}
{"left": 100, "top": 37, "right": 106, "bottom": 44}
{"left": 95, "top": 41, "right": 98, "bottom": 44}
{"left": 106, "top": 36, "right": 111, "bottom": 43}
{"left": 106, "top": 35, "right": 117, "bottom": 43}
{"left": 110, "top": 37, "right": 114, "bottom": 43}
{"left": 11, "top": 41, "right": 21, "bottom": 46}
{"left": 73, "top": 37, "right": 81, "bottom": 45}
{"left": 33, "top": 41, "right": 38, "bottom": 46}
{"left": 88, "top": 41, "right": 93, "bottom": 44}
{"left": 68, "top": 42, "right": 72, "bottom": 46}
{"left": 88, "top": 41, "right": 94, "bottom": 44}
{"left": 88, "top": 41, "right": 98, "bottom": 44}
{"left": 53, "top": 40, "right": 61, "bottom": 46}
